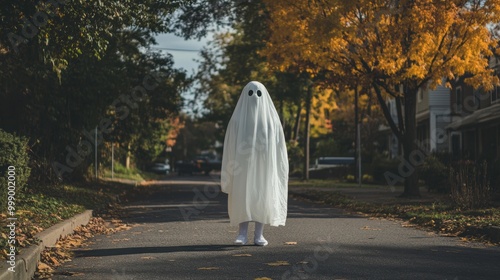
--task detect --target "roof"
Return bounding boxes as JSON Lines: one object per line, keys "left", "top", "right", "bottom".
{"left": 447, "top": 103, "right": 500, "bottom": 130}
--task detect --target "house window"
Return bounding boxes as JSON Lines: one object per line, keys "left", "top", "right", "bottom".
{"left": 492, "top": 86, "right": 499, "bottom": 103}
{"left": 455, "top": 86, "right": 462, "bottom": 112}
{"left": 417, "top": 89, "right": 423, "bottom": 103}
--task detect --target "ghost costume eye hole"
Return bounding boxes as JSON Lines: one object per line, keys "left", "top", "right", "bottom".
{"left": 248, "top": 90, "right": 254, "bottom": 96}
{"left": 257, "top": 90, "right": 262, "bottom": 97}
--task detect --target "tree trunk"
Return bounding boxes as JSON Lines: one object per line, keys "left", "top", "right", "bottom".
{"left": 401, "top": 90, "right": 420, "bottom": 197}
{"left": 354, "top": 86, "right": 359, "bottom": 181}
{"left": 303, "top": 85, "right": 312, "bottom": 180}
{"left": 373, "top": 83, "right": 420, "bottom": 197}
{"left": 293, "top": 102, "right": 302, "bottom": 141}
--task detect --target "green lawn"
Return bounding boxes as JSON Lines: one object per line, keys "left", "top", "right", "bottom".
{"left": 289, "top": 178, "right": 398, "bottom": 189}
{"left": 101, "top": 162, "right": 166, "bottom": 182}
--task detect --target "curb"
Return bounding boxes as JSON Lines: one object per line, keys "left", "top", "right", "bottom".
{"left": 489, "top": 226, "right": 500, "bottom": 243}
{"left": 0, "top": 210, "right": 93, "bottom": 280}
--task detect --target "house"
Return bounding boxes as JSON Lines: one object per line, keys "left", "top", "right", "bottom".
{"left": 416, "top": 83, "right": 452, "bottom": 154}
{"left": 382, "top": 83, "right": 452, "bottom": 158}
{"left": 446, "top": 77, "right": 500, "bottom": 161}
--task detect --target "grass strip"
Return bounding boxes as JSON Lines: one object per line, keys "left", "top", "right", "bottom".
{"left": 0, "top": 180, "right": 135, "bottom": 260}
{"left": 292, "top": 189, "right": 500, "bottom": 245}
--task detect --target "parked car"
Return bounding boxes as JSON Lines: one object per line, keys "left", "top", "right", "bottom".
{"left": 150, "top": 162, "right": 171, "bottom": 174}
{"left": 175, "top": 155, "right": 221, "bottom": 176}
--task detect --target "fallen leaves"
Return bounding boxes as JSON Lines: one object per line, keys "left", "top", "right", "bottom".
{"left": 284, "top": 241, "right": 297, "bottom": 245}
{"left": 254, "top": 277, "right": 273, "bottom": 280}
{"left": 232, "top": 253, "right": 252, "bottom": 257}
{"left": 265, "top": 260, "right": 290, "bottom": 266}
{"left": 37, "top": 262, "right": 52, "bottom": 271}
{"left": 360, "top": 226, "right": 381, "bottom": 231}
{"left": 33, "top": 216, "right": 131, "bottom": 279}
{"left": 36, "top": 262, "right": 53, "bottom": 279}
{"left": 197, "top": 267, "right": 220, "bottom": 270}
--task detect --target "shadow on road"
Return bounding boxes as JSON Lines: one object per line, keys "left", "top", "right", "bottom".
{"left": 73, "top": 244, "right": 238, "bottom": 258}
{"left": 119, "top": 175, "right": 362, "bottom": 224}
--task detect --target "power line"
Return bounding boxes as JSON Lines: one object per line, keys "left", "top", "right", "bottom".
{"left": 150, "top": 47, "right": 201, "bottom": 52}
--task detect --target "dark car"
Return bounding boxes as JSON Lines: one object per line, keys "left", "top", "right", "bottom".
{"left": 175, "top": 156, "right": 221, "bottom": 176}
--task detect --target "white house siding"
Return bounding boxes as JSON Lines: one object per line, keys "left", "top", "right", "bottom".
{"left": 423, "top": 84, "right": 451, "bottom": 153}
{"left": 383, "top": 83, "right": 451, "bottom": 157}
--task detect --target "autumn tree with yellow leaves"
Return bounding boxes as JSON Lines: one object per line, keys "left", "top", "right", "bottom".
{"left": 262, "top": 0, "right": 500, "bottom": 197}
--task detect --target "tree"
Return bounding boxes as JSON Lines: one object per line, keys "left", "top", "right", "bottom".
{"left": 190, "top": 1, "right": 323, "bottom": 180}
{"left": 262, "top": 0, "right": 500, "bottom": 197}
{"left": 192, "top": 1, "right": 304, "bottom": 143}
{"left": 0, "top": 1, "right": 189, "bottom": 182}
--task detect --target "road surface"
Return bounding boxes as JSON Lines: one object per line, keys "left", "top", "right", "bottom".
{"left": 52, "top": 175, "right": 500, "bottom": 280}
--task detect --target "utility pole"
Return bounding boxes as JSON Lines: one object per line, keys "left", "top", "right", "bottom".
{"left": 111, "top": 143, "right": 114, "bottom": 179}
{"left": 355, "top": 87, "right": 361, "bottom": 186}
{"left": 303, "top": 84, "right": 312, "bottom": 180}
{"left": 95, "top": 126, "right": 98, "bottom": 180}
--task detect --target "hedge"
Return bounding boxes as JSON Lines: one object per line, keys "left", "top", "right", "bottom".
{"left": 0, "top": 129, "right": 31, "bottom": 211}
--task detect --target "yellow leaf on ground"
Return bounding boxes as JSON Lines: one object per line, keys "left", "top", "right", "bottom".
{"left": 115, "top": 224, "right": 132, "bottom": 231}
{"left": 232, "top": 254, "right": 252, "bottom": 257}
{"left": 37, "top": 262, "right": 53, "bottom": 271}
{"left": 197, "top": 267, "right": 220, "bottom": 270}
{"left": 49, "top": 256, "right": 60, "bottom": 266}
{"left": 284, "top": 241, "right": 297, "bottom": 245}
{"left": 255, "top": 277, "right": 273, "bottom": 280}
{"left": 141, "top": 256, "right": 156, "bottom": 260}
{"left": 360, "top": 226, "right": 381, "bottom": 230}
{"left": 266, "top": 261, "right": 290, "bottom": 266}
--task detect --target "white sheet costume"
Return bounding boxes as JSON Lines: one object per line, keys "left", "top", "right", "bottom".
{"left": 221, "top": 81, "right": 289, "bottom": 245}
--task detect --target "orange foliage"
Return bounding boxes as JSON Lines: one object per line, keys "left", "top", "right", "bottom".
{"left": 166, "top": 117, "right": 185, "bottom": 147}
{"left": 262, "top": 0, "right": 500, "bottom": 93}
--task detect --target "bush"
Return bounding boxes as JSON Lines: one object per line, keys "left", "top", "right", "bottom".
{"left": 450, "top": 160, "right": 491, "bottom": 210}
{"left": 419, "top": 155, "right": 450, "bottom": 193}
{"left": 346, "top": 174, "right": 355, "bottom": 182}
{"left": 309, "top": 166, "right": 352, "bottom": 180}
{"left": 287, "top": 140, "right": 304, "bottom": 176}
{"left": 368, "top": 155, "right": 399, "bottom": 184}
{"left": 362, "top": 174, "right": 374, "bottom": 183}
{"left": 0, "top": 129, "right": 31, "bottom": 211}
{"left": 488, "top": 159, "right": 500, "bottom": 195}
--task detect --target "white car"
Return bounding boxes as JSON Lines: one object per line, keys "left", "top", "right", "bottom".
{"left": 151, "top": 162, "right": 170, "bottom": 174}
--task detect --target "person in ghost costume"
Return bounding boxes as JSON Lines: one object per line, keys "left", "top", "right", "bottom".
{"left": 221, "top": 81, "right": 289, "bottom": 246}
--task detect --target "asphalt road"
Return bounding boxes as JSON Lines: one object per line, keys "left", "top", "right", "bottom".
{"left": 53, "top": 175, "right": 500, "bottom": 280}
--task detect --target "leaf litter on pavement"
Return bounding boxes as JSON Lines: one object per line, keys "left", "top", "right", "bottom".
{"left": 232, "top": 253, "right": 252, "bottom": 257}
{"left": 34, "top": 216, "right": 134, "bottom": 279}
{"left": 197, "top": 267, "right": 220, "bottom": 270}
{"left": 265, "top": 260, "right": 290, "bottom": 266}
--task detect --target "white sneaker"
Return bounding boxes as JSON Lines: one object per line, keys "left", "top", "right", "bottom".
{"left": 254, "top": 236, "right": 268, "bottom": 246}
{"left": 234, "top": 235, "right": 248, "bottom": 245}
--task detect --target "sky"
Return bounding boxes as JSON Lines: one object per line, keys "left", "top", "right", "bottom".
{"left": 154, "top": 33, "right": 210, "bottom": 75}
{"left": 153, "top": 32, "right": 214, "bottom": 115}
